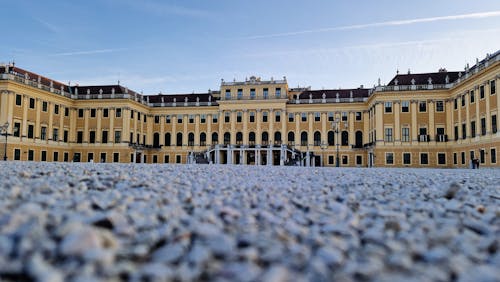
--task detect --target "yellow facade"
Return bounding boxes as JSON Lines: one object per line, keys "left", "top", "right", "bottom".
{"left": 0, "top": 51, "right": 499, "bottom": 168}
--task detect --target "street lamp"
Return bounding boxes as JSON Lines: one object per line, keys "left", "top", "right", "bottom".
{"left": 332, "top": 118, "right": 348, "bottom": 167}
{"left": 1, "top": 122, "right": 9, "bottom": 161}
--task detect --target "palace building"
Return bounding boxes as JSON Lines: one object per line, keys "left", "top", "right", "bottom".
{"left": 0, "top": 50, "right": 499, "bottom": 167}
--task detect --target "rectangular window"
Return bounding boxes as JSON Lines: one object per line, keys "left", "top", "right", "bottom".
{"left": 29, "top": 98, "right": 35, "bottom": 109}
{"left": 401, "top": 127, "right": 410, "bottom": 142}
{"left": 137, "top": 112, "right": 141, "bottom": 121}
{"left": 189, "top": 115, "right": 194, "bottom": 123}
{"left": 113, "top": 153, "right": 120, "bottom": 163}
{"left": 164, "top": 155, "right": 170, "bottom": 163}
{"left": 40, "top": 126, "right": 47, "bottom": 140}
{"left": 461, "top": 151, "right": 465, "bottom": 165}
{"left": 90, "top": 108, "right": 96, "bottom": 118}
{"left": 454, "top": 98, "right": 458, "bottom": 109}
{"left": 342, "top": 112, "right": 348, "bottom": 121}
{"left": 438, "top": 153, "right": 446, "bottom": 165}
{"left": 454, "top": 125, "right": 459, "bottom": 141}
{"left": 491, "top": 148, "right": 496, "bottom": 164}
{"left": 384, "top": 102, "right": 392, "bottom": 113}
{"left": 328, "top": 112, "right": 334, "bottom": 121}
{"left": 250, "top": 89, "right": 256, "bottom": 99}
{"left": 470, "top": 91, "right": 475, "bottom": 103}
{"left": 177, "top": 114, "right": 183, "bottom": 123}
{"left": 53, "top": 152, "right": 59, "bottom": 162}
{"left": 54, "top": 104, "right": 59, "bottom": 115}
{"left": 384, "top": 128, "right": 393, "bottom": 142}
{"left": 420, "top": 153, "right": 429, "bottom": 165}
{"left": 301, "top": 113, "right": 307, "bottom": 122}
{"left": 78, "top": 109, "right": 84, "bottom": 118}
{"left": 28, "top": 124, "right": 34, "bottom": 139}
{"left": 355, "top": 112, "right": 362, "bottom": 121}
{"left": 100, "top": 153, "right": 106, "bottom": 163}
{"left": 342, "top": 155, "right": 348, "bottom": 165}
{"left": 130, "top": 110, "right": 134, "bottom": 118}
{"left": 176, "top": 155, "right": 181, "bottom": 164}
{"left": 436, "top": 101, "right": 444, "bottom": 112}
{"left": 276, "top": 88, "right": 281, "bottom": 98}
{"left": 89, "top": 131, "right": 96, "bottom": 143}
{"left": 471, "top": 121, "right": 476, "bottom": 138}
{"left": 481, "top": 118, "right": 486, "bottom": 136}
{"left": 288, "top": 113, "right": 294, "bottom": 122}
{"left": 225, "top": 112, "right": 230, "bottom": 123}
{"left": 28, "top": 150, "right": 34, "bottom": 161}
{"left": 386, "top": 152, "right": 394, "bottom": 165}
{"left": 492, "top": 115, "right": 497, "bottom": 134}
{"left": 250, "top": 112, "right": 255, "bottom": 123}
{"left": 237, "top": 89, "right": 243, "bottom": 99}
{"left": 115, "top": 131, "right": 121, "bottom": 143}
{"left": 65, "top": 107, "right": 69, "bottom": 117}
{"left": 480, "top": 85, "right": 485, "bottom": 99}
{"left": 116, "top": 108, "right": 122, "bottom": 117}
{"left": 403, "top": 153, "right": 411, "bottom": 165}
{"left": 52, "top": 128, "right": 59, "bottom": 141}
{"left": 154, "top": 115, "right": 160, "bottom": 124}
{"left": 356, "top": 155, "right": 362, "bottom": 165}
{"left": 491, "top": 80, "right": 496, "bottom": 95}
{"left": 16, "top": 94, "right": 22, "bottom": 106}
{"left": 152, "top": 155, "right": 158, "bottom": 163}
{"left": 262, "top": 111, "right": 268, "bottom": 122}
{"left": 419, "top": 101, "right": 427, "bottom": 112}
{"left": 314, "top": 112, "right": 320, "bottom": 122}
{"left": 462, "top": 123, "right": 466, "bottom": 140}
{"left": 64, "top": 152, "right": 69, "bottom": 162}
{"left": 201, "top": 114, "right": 206, "bottom": 123}
{"left": 275, "top": 111, "right": 281, "bottom": 122}
{"left": 102, "top": 131, "right": 108, "bottom": 144}
{"left": 212, "top": 114, "right": 218, "bottom": 123}
{"left": 102, "top": 108, "right": 108, "bottom": 118}
{"left": 225, "top": 89, "right": 231, "bottom": 100}
{"left": 328, "top": 155, "right": 334, "bottom": 165}
{"left": 166, "top": 115, "right": 171, "bottom": 123}
{"left": 263, "top": 88, "right": 268, "bottom": 99}
{"left": 401, "top": 101, "right": 409, "bottom": 112}
{"left": 13, "top": 122, "right": 20, "bottom": 137}
{"left": 237, "top": 112, "right": 242, "bottom": 123}
{"left": 462, "top": 94, "right": 466, "bottom": 107}
{"left": 41, "top": 151, "right": 47, "bottom": 162}
{"left": 453, "top": 153, "right": 457, "bottom": 165}
{"left": 88, "top": 153, "right": 94, "bottom": 162}
{"left": 64, "top": 130, "right": 68, "bottom": 143}
{"left": 14, "top": 149, "right": 21, "bottom": 160}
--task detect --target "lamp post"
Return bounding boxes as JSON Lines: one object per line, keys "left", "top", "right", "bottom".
{"left": 332, "top": 118, "right": 348, "bottom": 167}
{"left": 1, "top": 122, "right": 9, "bottom": 161}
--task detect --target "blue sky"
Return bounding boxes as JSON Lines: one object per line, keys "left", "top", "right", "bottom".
{"left": 3, "top": 0, "right": 500, "bottom": 94}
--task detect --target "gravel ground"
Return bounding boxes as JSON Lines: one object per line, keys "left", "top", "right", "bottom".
{"left": 0, "top": 162, "right": 499, "bottom": 282}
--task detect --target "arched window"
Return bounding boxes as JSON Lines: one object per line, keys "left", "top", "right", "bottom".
{"left": 355, "top": 131, "right": 363, "bottom": 148}
{"left": 188, "top": 132, "right": 194, "bottom": 146}
{"left": 301, "top": 132, "right": 308, "bottom": 146}
{"left": 288, "top": 131, "right": 295, "bottom": 145}
{"left": 176, "top": 132, "right": 183, "bottom": 147}
{"left": 314, "top": 131, "right": 321, "bottom": 146}
{"left": 249, "top": 132, "right": 256, "bottom": 145}
{"left": 212, "top": 132, "right": 218, "bottom": 145}
{"left": 274, "top": 131, "right": 281, "bottom": 145}
{"left": 328, "top": 131, "right": 334, "bottom": 146}
{"left": 153, "top": 132, "right": 160, "bottom": 148}
{"left": 165, "top": 133, "right": 171, "bottom": 146}
{"left": 236, "top": 132, "right": 243, "bottom": 145}
{"left": 224, "top": 132, "right": 230, "bottom": 145}
{"left": 262, "top": 131, "right": 269, "bottom": 145}
{"left": 200, "top": 132, "right": 206, "bottom": 146}
{"left": 341, "top": 131, "right": 349, "bottom": 146}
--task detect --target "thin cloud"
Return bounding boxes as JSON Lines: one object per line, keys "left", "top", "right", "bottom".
{"left": 50, "top": 48, "right": 128, "bottom": 57}
{"left": 109, "top": 0, "right": 213, "bottom": 18}
{"left": 240, "top": 11, "right": 500, "bottom": 40}
{"left": 34, "top": 18, "right": 62, "bottom": 34}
